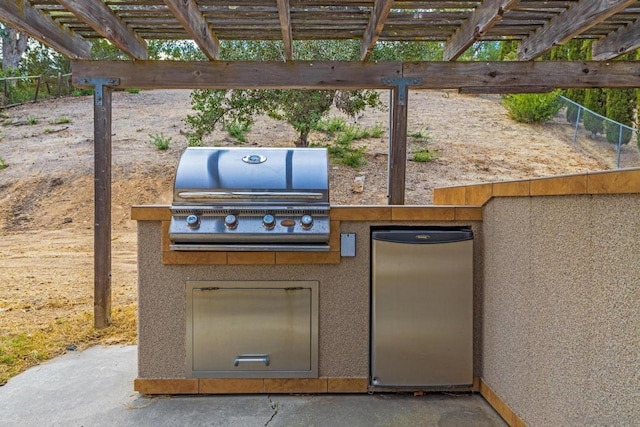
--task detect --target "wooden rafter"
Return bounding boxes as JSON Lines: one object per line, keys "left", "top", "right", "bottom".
{"left": 444, "top": 0, "right": 521, "bottom": 61}
{"left": 0, "top": 0, "right": 91, "bottom": 59}
{"left": 592, "top": 19, "right": 640, "bottom": 60}
{"left": 277, "top": 0, "right": 293, "bottom": 61}
{"left": 57, "top": 0, "right": 148, "bottom": 60}
{"left": 360, "top": 0, "right": 394, "bottom": 61}
{"left": 518, "top": 0, "right": 637, "bottom": 61}
{"left": 163, "top": 0, "right": 219, "bottom": 60}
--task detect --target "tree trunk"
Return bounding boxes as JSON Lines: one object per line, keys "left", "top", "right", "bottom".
{"left": 2, "top": 27, "right": 28, "bottom": 71}
{"left": 295, "top": 131, "right": 309, "bottom": 147}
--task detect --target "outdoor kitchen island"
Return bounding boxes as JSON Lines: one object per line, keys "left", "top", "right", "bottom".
{"left": 131, "top": 204, "right": 483, "bottom": 394}
{"left": 133, "top": 168, "right": 640, "bottom": 426}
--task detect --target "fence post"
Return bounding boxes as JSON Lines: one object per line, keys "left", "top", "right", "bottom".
{"left": 57, "top": 73, "right": 62, "bottom": 97}
{"left": 573, "top": 106, "right": 582, "bottom": 144}
{"left": 33, "top": 75, "right": 42, "bottom": 103}
{"left": 616, "top": 126, "right": 623, "bottom": 169}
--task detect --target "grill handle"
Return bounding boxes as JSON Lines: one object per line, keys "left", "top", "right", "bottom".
{"left": 177, "top": 191, "right": 324, "bottom": 200}
{"left": 234, "top": 354, "right": 270, "bottom": 367}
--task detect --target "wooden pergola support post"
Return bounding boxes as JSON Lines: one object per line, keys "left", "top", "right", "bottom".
{"left": 384, "top": 77, "right": 421, "bottom": 205}
{"left": 76, "top": 77, "right": 120, "bottom": 329}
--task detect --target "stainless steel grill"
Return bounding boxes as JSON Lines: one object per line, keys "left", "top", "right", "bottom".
{"left": 169, "top": 147, "right": 330, "bottom": 251}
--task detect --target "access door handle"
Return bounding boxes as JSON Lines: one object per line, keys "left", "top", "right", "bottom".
{"left": 234, "top": 354, "right": 270, "bottom": 367}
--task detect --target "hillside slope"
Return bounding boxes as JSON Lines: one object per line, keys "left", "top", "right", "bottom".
{"left": 0, "top": 89, "right": 610, "bottom": 382}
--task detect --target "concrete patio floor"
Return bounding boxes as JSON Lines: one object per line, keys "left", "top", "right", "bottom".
{"left": 0, "top": 346, "right": 507, "bottom": 427}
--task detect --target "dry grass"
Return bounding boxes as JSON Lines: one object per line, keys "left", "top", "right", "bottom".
{"left": 0, "top": 304, "right": 136, "bottom": 385}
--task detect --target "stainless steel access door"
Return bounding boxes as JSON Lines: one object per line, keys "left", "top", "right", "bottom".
{"left": 186, "top": 281, "right": 318, "bottom": 378}
{"left": 371, "top": 228, "right": 473, "bottom": 387}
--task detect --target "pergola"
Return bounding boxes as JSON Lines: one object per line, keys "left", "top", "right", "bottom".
{"left": 2, "top": 0, "right": 640, "bottom": 327}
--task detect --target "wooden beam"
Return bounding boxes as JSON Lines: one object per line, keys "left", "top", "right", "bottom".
{"left": 72, "top": 60, "right": 403, "bottom": 89}
{"left": 444, "top": 0, "right": 521, "bottom": 61}
{"left": 518, "top": 0, "right": 637, "bottom": 61}
{"left": 388, "top": 86, "right": 408, "bottom": 205}
{"left": 592, "top": 19, "right": 640, "bottom": 60}
{"left": 57, "top": 0, "right": 147, "bottom": 60}
{"left": 72, "top": 60, "right": 640, "bottom": 90}
{"left": 402, "top": 61, "right": 640, "bottom": 90}
{"left": 163, "top": 0, "right": 219, "bottom": 60}
{"left": 277, "top": 0, "right": 293, "bottom": 61}
{"left": 0, "top": 0, "right": 91, "bottom": 59}
{"left": 94, "top": 84, "right": 113, "bottom": 329}
{"left": 360, "top": 0, "right": 394, "bottom": 61}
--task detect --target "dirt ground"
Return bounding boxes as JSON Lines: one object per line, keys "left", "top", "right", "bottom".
{"left": 0, "top": 89, "right": 619, "bottom": 366}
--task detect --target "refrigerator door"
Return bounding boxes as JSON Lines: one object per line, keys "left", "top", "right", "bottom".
{"left": 371, "top": 228, "right": 473, "bottom": 387}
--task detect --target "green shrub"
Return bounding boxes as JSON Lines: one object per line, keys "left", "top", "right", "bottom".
{"left": 187, "top": 135, "right": 203, "bottom": 147}
{"left": 0, "top": 156, "right": 6, "bottom": 170}
{"left": 125, "top": 88, "right": 141, "bottom": 94}
{"left": 368, "top": 122, "right": 385, "bottom": 138}
{"left": 149, "top": 133, "right": 171, "bottom": 150}
{"left": 413, "top": 148, "right": 438, "bottom": 163}
{"left": 408, "top": 127, "right": 431, "bottom": 142}
{"left": 336, "top": 124, "right": 368, "bottom": 144}
{"left": 71, "top": 88, "right": 93, "bottom": 97}
{"left": 27, "top": 116, "right": 38, "bottom": 125}
{"left": 328, "top": 143, "right": 366, "bottom": 168}
{"left": 224, "top": 120, "right": 251, "bottom": 143}
{"left": 313, "top": 116, "right": 346, "bottom": 135}
{"left": 502, "top": 92, "right": 562, "bottom": 123}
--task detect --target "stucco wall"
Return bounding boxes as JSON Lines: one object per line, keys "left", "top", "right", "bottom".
{"left": 137, "top": 219, "right": 483, "bottom": 380}
{"left": 482, "top": 194, "right": 640, "bottom": 426}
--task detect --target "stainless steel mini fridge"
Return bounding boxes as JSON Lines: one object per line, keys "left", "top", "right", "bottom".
{"left": 371, "top": 227, "right": 473, "bottom": 387}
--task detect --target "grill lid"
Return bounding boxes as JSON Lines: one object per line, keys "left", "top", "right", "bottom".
{"left": 169, "top": 147, "right": 331, "bottom": 251}
{"left": 173, "top": 147, "right": 329, "bottom": 206}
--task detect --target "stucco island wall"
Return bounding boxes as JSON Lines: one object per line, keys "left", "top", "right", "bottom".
{"left": 433, "top": 169, "right": 640, "bottom": 426}
{"left": 482, "top": 194, "right": 640, "bottom": 426}
{"left": 135, "top": 210, "right": 483, "bottom": 384}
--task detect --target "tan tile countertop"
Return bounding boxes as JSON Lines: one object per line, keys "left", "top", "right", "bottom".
{"left": 131, "top": 205, "right": 483, "bottom": 221}
{"left": 433, "top": 168, "right": 640, "bottom": 206}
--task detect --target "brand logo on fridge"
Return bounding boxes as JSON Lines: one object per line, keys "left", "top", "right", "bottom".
{"left": 415, "top": 234, "right": 431, "bottom": 240}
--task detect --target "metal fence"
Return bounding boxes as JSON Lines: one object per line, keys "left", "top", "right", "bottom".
{"left": 556, "top": 95, "right": 639, "bottom": 169}
{"left": 0, "top": 73, "right": 74, "bottom": 108}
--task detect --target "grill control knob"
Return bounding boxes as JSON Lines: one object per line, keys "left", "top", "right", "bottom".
{"left": 224, "top": 214, "right": 238, "bottom": 229}
{"left": 300, "top": 214, "right": 314, "bottom": 229}
{"left": 262, "top": 214, "right": 276, "bottom": 229}
{"left": 186, "top": 214, "right": 200, "bottom": 230}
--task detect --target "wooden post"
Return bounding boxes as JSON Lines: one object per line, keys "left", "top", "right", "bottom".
{"left": 93, "top": 82, "right": 113, "bottom": 328}
{"left": 388, "top": 84, "right": 409, "bottom": 205}
{"left": 33, "top": 75, "right": 41, "bottom": 103}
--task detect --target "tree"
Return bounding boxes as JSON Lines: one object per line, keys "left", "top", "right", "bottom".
{"left": 20, "top": 42, "right": 70, "bottom": 76}
{"left": 186, "top": 40, "right": 383, "bottom": 147}
{"left": 604, "top": 88, "right": 636, "bottom": 145}
{"left": 370, "top": 41, "right": 443, "bottom": 61}
{"left": 583, "top": 89, "right": 606, "bottom": 137}
{"left": 499, "top": 40, "right": 518, "bottom": 61}
{"left": 0, "top": 25, "right": 28, "bottom": 71}
{"left": 561, "top": 40, "right": 588, "bottom": 123}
